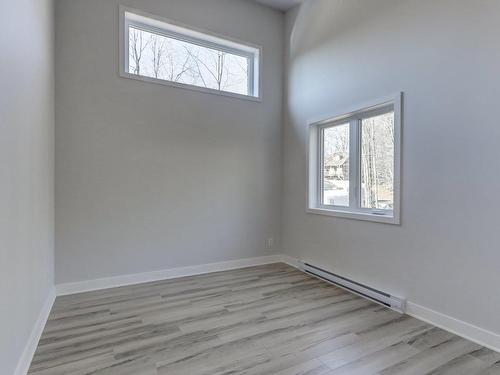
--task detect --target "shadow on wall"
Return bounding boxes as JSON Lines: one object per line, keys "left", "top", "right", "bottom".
{"left": 284, "top": 0, "right": 442, "bottom": 161}
{"left": 284, "top": 0, "right": 406, "bottom": 163}
{"left": 288, "top": 0, "right": 404, "bottom": 61}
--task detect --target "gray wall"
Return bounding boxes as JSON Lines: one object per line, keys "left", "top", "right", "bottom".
{"left": 0, "top": 0, "right": 55, "bottom": 373}
{"left": 55, "top": 0, "right": 284, "bottom": 284}
{"left": 283, "top": 0, "right": 500, "bottom": 334}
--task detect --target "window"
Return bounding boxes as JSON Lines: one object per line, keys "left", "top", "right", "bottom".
{"left": 119, "top": 7, "right": 261, "bottom": 100}
{"left": 308, "top": 94, "right": 402, "bottom": 224}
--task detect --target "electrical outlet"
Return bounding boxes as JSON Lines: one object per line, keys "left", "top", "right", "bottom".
{"left": 266, "top": 237, "right": 274, "bottom": 249}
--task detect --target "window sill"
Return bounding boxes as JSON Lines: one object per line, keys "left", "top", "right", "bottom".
{"left": 119, "top": 71, "right": 262, "bottom": 103}
{"left": 307, "top": 207, "right": 400, "bottom": 225}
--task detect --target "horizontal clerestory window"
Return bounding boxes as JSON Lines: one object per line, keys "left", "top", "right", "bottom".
{"left": 120, "top": 7, "right": 261, "bottom": 100}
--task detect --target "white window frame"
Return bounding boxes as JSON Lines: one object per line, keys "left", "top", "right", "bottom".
{"left": 119, "top": 6, "right": 262, "bottom": 101}
{"left": 307, "top": 93, "right": 402, "bottom": 225}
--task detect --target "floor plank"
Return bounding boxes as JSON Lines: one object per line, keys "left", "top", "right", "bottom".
{"left": 28, "top": 263, "right": 500, "bottom": 375}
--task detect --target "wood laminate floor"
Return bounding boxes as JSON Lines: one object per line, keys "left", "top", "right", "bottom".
{"left": 28, "top": 263, "right": 500, "bottom": 375}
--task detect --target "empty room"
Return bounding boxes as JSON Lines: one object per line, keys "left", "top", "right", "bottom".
{"left": 2, "top": 0, "right": 500, "bottom": 374}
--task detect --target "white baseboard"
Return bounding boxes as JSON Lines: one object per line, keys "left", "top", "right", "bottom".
{"left": 279, "top": 254, "right": 302, "bottom": 269}
{"left": 14, "top": 288, "right": 56, "bottom": 375}
{"left": 56, "top": 254, "right": 286, "bottom": 296}
{"left": 284, "top": 255, "right": 500, "bottom": 353}
{"left": 406, "top": 302, "right": 500, "bottom": 353}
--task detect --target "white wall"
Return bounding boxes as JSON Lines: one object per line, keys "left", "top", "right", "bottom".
{"left": 0, "top": 0, "right": 55, "bottom": 373}
{"left": 55, "top": 0, "right": 284, "bottom": 284}
{"left": 283, "top": 0, "right": 500, "bottom": 335}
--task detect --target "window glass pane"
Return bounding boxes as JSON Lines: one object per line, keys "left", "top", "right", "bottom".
{"left": 322, "top": 124, "right": 350, "bottom": 206}
{"left": 128, "top": 27, "right": 250, "bottom": 96}
{"left": 361, "top": 111, "right": 395, "bottom": 210}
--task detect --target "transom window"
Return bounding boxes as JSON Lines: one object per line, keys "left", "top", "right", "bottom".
{"left": 308, "top": 94, "right": 402, "bottom": 224}
{"left": 120, "top": 7, "right": 261, "bottom": 100}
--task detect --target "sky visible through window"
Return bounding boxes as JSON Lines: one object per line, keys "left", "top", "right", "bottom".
{"left": 128, "top": 27, "right": 250, "bottom": 96}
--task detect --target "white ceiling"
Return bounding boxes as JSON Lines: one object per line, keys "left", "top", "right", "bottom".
{"left": 254, "top": 0, "right": 305, "bottom": 11}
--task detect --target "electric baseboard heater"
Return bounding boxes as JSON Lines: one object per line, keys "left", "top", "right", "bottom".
{"left": 299, "top": 262, "right": 406, "bottom": 313}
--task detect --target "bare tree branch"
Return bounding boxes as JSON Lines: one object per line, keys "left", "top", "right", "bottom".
{"left": 129, "top": 28, "right": 151, "bottom": 75}
{"left": 184, "top": 46, "right": 209, "bottom": 87}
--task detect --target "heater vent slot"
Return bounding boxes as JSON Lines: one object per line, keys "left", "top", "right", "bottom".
{"left": 300, "top": 262, "right": 406, "bottom": 313}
